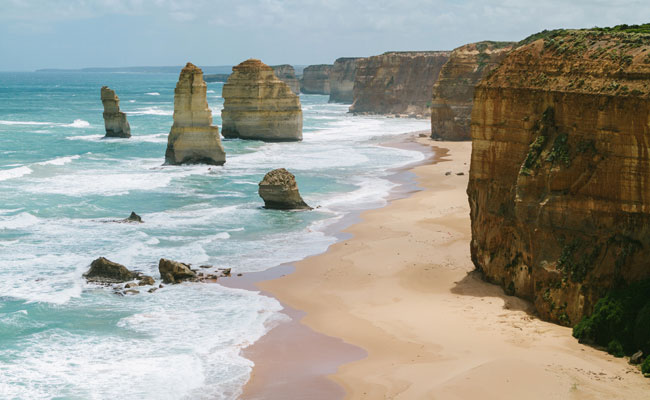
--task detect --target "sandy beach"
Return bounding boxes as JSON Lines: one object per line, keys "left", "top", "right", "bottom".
{"left": 237, "top": 134, "right": 650, "bottom": 399}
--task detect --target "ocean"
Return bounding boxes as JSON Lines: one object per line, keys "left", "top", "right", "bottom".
{"left": 0, "top": 71, "right": 428, "bottom": 399}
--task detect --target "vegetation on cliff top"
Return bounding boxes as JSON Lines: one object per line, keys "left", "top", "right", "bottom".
{"left": 518, "top": 23, "right": 650, "bottom": 47}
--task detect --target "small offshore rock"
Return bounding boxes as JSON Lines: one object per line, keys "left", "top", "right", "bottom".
{"left": 418, "top": 133, "right": 428, "bottom": 138}
{"left": 258, "top": 168, "right": 311, "bottom": 210}
{"left": 630, "top": 350, "right": 644, "bottom": 365}
{"left": 218, "top": 267, "right": 232, "bottom": 276}
{"left": 237, "top": 273, "right": 243, "bottom": 277}
{"left": 159, "top": 284, "right": 164, "bottom": 288}
{"left": 138, "top": 275, "right": 155, "bottom": 286}
{"left": 84, "top": 257, "right": 136, "bottom": 283}
{"left": 101, "top": 86, "right": 131, "bottom": 138}
{"left": 125, "top": 282, "right": 139, "bottom": 289}
{"left": 124, "top": 289, "right": 139, "bottom": 295}
{"left": 148, "top": 287, "right": 157, "bottom": 293}
{"left": 124, "top": 212, "right": 143, "bottom": 223}
{"left": 199, "top": 265, "right": 212, "bottom": 269}
{"left": 158, "top": 258, "right": 197, "bottom": 284}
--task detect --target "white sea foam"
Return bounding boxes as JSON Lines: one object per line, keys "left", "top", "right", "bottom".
{"left": 0, "top": 166, "right": 33, "bottom": 181}
{"left": 36, "top": 155, "right": 81, "bottom": 166}
{"left": 145, "top": 92, "right": 161, "bottom": 96}
{"left": 128, "top": 99, "right": 136, "bottom": 103}
{"left": 0, "top": 120, "right": 51, "bottom": 126}
{"left": 128, "top": 107, "right": 173, "bottom": 116}
{"left": 0, "top": 212, "right": 39, "bottom": 230}
{"left": 207, "top": 90, "right": 216, "bottom": 94}
{"left": 65, "top": 134, "right": 104, "bottom": 142}
{"left": 64, "top": 119, "right": 90, "bottom": 128}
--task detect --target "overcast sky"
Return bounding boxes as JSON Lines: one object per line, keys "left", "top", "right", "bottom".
{"left": 1, "top": 0, "right": 648, "bottom": 71}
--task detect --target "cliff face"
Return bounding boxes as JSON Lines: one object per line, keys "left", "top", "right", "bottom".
{"left": 221, "top": 59, "right": 303, "bottom": 141}
{"left": 328, "top": 58, "right": 359, "bottom": 103}
{"left": 101, "top": 86, "right": 131, "bottom": 138}
{"left": 165, "top": 63, "right": 225, "bottom": 165}
{"left": 430, "top": 41, "right": 513, "bottom": 140}
{"left": 300, "top": 64, "right": 331, "bottom": 94}
{"left": 468, "top": 28, "right": 650, "bottom": 325}
{"left": 271, "top": 64, "right": 300, "bottom": 95}
{"left": 350, "top": 51, "right": 450, "bottom": 117}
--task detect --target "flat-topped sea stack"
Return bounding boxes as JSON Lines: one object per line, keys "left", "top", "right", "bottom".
{"left": 100, "top": 86, "right": 131, "bottom": 138}
{"left": 300, "top": 64, "right": 332, "bottom": 94}
{"left": 350, "top": 51, "right": 450, "bottom": 117}
{"left": 258, "top": 168, "right": 311, "bottom": 210}
{"left": 165, "top": 62, "right": 225, "bottom": 165}
{"left": 468, "top": 26, "right": 650, "bottom": 333}
{"left": 271, "top": 64, "right": 300, "bottom": 95}
{"left": 430, "top": 41, "right": 514, "bottom": 140}
{"left": 328, "top": 57, "right": 359, "bottom": 103}
{"left": 221, "top": 59, "right": 303, "bottom": 142}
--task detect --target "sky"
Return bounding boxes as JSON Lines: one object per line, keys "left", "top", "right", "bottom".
{"left": 1, "top": 0, "right": 649, "bottom": 71}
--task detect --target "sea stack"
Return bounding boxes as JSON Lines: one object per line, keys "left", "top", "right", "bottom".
{"left": 300, "top": 64, "right": 332, "bottom": 94}
{"left": 221, "top": 59, "right": 303, "bottom": 141}
{"left": 101, "top": 86, "right": 131, "bottom": 138}
{"left": 271, "top": 64, "right": 300, "bottom": 95}
{"left": 258, "top": 168, "right": 311, "bottom": 210}
{"left": 329, "top": 58, "right": 359, "bottom": 103}
{"left": 165, "top": 62, "right": 226, "bottom": 165}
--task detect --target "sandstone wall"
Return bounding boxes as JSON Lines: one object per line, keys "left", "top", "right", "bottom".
{"left": 328, "top": 57, "right": 359, "bottom": 103}
{"left": 468, "top": 29, "right": 650, "bottom": 325}
{"left": 349, "top": 51, "right": 450, "bottom": 117}
{"left": 271, "top": 64, "right": 300, "bottom": 95}
{"left": 300, "top": 64, "right": 331, "bottom": 94}
{"left": 430, "top": 41, "right": 513, "bottom": 140}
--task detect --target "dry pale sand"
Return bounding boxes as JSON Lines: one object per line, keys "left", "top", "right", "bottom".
{"left": 249, "top": 137, "right": 650, "bottom": 399}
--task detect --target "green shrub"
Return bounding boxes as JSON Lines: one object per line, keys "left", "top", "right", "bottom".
{"left": 607, "top": 339, "right": 625, "bottom": 357}
{"left": 642, "top": 357, "right": 650, "bottom": 375}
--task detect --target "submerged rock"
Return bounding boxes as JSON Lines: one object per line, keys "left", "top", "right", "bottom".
{"left": 158, "top": 258, "right": 197, "bottom": 284}
{"left": 101, "top": 86, "right": 131, "bottom": 138}
{"left": 258, "top": 168, "right": 311, "bottom": 210}
{"left": 116, "top": 211, "right": 143, "bottom": 223}
{"left": 138, "top": 275, "right": 155, "bottom": 286}
{"left": 221, "top": 59, "right": 303, "bottom": 141}
{"left": 165, "top": 62, "right": 226, "bottom": 165}
{"left": 84, "top": 257, "right": 136, "bottom": 283}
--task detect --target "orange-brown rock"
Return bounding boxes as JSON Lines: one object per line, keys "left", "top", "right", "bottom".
{"left": 165, "top": 63, "right": 225, "bottom": 165}
{"left": 300, "top": 64, "right": 332, "bottom": 94}
{"left": 221, "top": 59, "right": 303, "bottom": 141}
{"left": 430, "top": 41, "right": 514, "bottom": 140}
{"left": 329, "top": 57, "right": 359, "bottom": 103}
{"left": 271, "top": 64, "right": 300, "bottom": 95}
{"left": 101, "top": 86, "right": 131, "bottom": 138}
{"left": 349, "top": 51, "right": 450, "bottom": 117}
{"left": 468, "top": 28, "right": 650, "bottom": 326}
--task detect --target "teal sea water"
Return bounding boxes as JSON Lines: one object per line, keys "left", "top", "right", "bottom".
{"left": 0, "top": 71, "right": 428, "bottom": 399}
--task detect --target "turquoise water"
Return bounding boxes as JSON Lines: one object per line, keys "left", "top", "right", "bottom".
{"left": 0, "top": 72, "right": 428, "bottom": 399}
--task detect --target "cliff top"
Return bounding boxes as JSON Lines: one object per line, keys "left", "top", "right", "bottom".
{"left": 182, "top": 62, "right": 202, "bottom": 72}
{"left": 482, "top": 25, "right": 650, "bottom": 98}
{"left": 233, "top": 59, "right": 273, "bottom": 72}
{"left": 381, "top": 51, "right": 451, "bottom": 57}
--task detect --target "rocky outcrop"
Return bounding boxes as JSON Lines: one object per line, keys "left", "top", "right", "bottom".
{"left": 468, "top": 27, "right": 650, "bottom": 326}
{"left": 349, "top": 51, "right": 450, "bottom": 117}
{"left": 300, "top": 64, "right": 332, "bottom": 94}
{"left": 272, "top": 64, "right": 300, "bottom": 95}
{"left": 101, "top": 86, "right": 131, "bottom": 138}
{"left": 84, "top": 257, "right": 135, "bottom": 283}
{"left": 159, "top": 258, "right": 196, "bottom": 284}
{"left": 259, "top": 168, "right": 311, "bottom": 210}
{"left": 221, "top": 59, "right": 303, "bottom": 141}
{"left": 165, "top": 62, "right": 226, "bottom": 165}
{"left": 430, "top": 41, "right": 514, "bottom": 140}
{"left": 329, "top": 58, "right": 359, "bottom": 103}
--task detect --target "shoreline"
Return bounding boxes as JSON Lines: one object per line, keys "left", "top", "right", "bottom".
{"left": 227, "top": 132, "right": 650, "bottom": 399}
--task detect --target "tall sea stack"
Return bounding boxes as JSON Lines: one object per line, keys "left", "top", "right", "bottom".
{"left": 101, "top": 86, "right": 131, "bottom": 138}
{"left": 300, "top": 65, "right": 332, "bottom": 95}
{"left": 329, "top": 58, "right": 359, "bottom": 103}
{"left": 430, "top": 41, "right": 513, "bottom": 140}
{"left": 221, "top": 59, "right": 303, "bottom": 142}
{"left": 165, "top": 62, "right": 225, "bottom": 165}
{"left": 468, "top": 27, "right": 650, "bottom": 327}
{"left": 271, "top": 64, "right": 300, "bottom": 95}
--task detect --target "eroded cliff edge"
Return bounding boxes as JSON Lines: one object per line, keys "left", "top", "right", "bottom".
{"left": 468, "top": 27, "right": 650, "bottom": 329}
{"left": 430, "top": 41, "right": 513, "bottom": 140}
{"left": 350, "top": 51, "right": 450, "bottom": 117}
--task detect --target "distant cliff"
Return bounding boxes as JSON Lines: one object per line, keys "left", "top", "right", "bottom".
{"left": 300, "top": 64, "right": 332, "bottom": 94}
{"left": 271, "top": 65, "right": 300, "bottom": 95}
{"left": 468, "top": 27, "right": 650, "bottom": 333}
{"left": 430, "top": 41, "right": 513, "bottom": 140}
{"left": 329, "top": 58, "right": 359, "bottom": 103}
{"left": 350, "top": 51, "right": 450, "bottom": 117}
{"left": 204, "top": 74, "right": 230, "bottom": 83}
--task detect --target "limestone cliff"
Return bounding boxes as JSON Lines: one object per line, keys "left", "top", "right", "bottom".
{"left": 430, "top": 41, "right": 514, "bottom": 140}
{"left": 165, "top": 62, "right": 226, "bottom": 165}
{"left": 329, "top": 58, "right": 359, "bottom": 103}
{"left": 271, "top": 64, "right": 300, "bottom": 95}
{"left": 101, "top": 86, "right": 131, "bottom": 138}
{"left": 221, "top": 59, "right": 303, "bottom": 141}
{"left": 468, "top": 27, "right": 650, "bottom": 326}
{"left": 300, "top": 64, "right": 331, "bottom": 94}
{"left": 350, "top": 51, "right": 450, "bottom": 117}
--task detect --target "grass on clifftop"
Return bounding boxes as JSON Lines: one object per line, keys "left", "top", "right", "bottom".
{"left": 518, "top": 23, "right": 650, "bottom": 47}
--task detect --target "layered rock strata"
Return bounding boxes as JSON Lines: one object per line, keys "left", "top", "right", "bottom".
{"left": 430, "top": 41, "right": 514, "bottom": 140}
{"left": 221, "top": 59, "right": 303, "bottom": 141}
{"left": 272, "top": 64, "right": 300, "bottom": 95}
{"left": 328, "top": 57, "right": 359, "bottom": 103}
{"left": 259, "top": 168, "right": 311, "bottom": 210}
{"left": 350, "top": 51, "right": 450, "bottom": 117}
{"left": 300, "top": 64, "right": 332, "bottom": 94}
{"left": 468, "top": 28, "right": 650, "bottom": 325}
{"left": 165, "top": 63, "right": 226, "bottom": 165}
{"left": 101, "top": 86, "right": 131, "bottom": 138}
